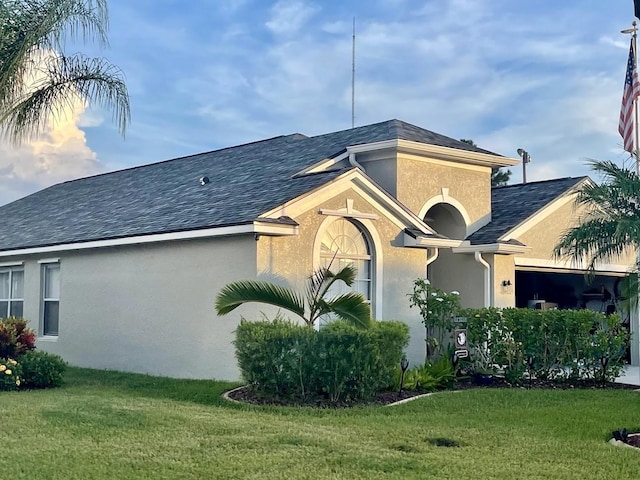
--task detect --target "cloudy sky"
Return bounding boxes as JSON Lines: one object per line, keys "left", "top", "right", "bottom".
{"left": 1, "top": 0, "right": 638, "bottom": 205}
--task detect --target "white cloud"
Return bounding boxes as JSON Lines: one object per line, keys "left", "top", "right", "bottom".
{"left": 0, "top": 58, "right": 103, "bottom": 206}
{"left": 266, "top": 0, "right": 319, "bottom": 35}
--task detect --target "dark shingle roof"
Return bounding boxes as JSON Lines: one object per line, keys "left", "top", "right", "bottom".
{"left": 0, "top": 119, "right": 497, "bottom": 251}
{"left": 467, "top": 177, "right": 588, "bottom": 245}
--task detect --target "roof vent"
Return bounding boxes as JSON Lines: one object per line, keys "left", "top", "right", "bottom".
{"left": 199, "top": 176, "right": 210, "bottom": 185}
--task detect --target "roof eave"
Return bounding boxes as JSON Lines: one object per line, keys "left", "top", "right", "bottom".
{"left": 0, "top": 221, "right": 298, "bottom": 257}
{"left": 452, "top": 243, "right": 530, "bottom": 255}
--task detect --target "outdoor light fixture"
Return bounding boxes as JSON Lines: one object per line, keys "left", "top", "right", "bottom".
{"left": 517, "top": 148, "right": 532, "bottom": 184}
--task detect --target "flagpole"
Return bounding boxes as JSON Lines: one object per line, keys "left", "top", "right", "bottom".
{"left": 634, "top": 23, "right": 640, "bottom": 176}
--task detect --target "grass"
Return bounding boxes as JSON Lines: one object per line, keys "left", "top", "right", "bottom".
{"left": 1, "top": 368, "right": 639, "bottom": 479}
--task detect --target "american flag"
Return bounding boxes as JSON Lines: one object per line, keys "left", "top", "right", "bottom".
{"left": 619, "top": 39, "right": 640, "bottom": 153}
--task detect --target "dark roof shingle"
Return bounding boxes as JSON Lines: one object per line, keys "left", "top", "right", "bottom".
{"left": 467, "top": 177, "right": 587, "bottom": 245}
{"left": 0, "top": 119, "right": 497, "bottom": 251}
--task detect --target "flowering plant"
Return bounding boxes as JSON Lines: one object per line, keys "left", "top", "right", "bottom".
{"left": 408, "top": 278, "right": 461, "bottom": 360}
{"left": 0, "top": 358, "right": 22, "bottom": 391}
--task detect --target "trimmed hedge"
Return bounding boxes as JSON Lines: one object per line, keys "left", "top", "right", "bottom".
{"left": 234, "top": 319, "right": 409, "bottom": 403}
{"left": 463, "top": 307, "right": 630, "bottom": 383}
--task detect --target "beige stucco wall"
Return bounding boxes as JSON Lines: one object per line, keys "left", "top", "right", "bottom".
{"left": 517, "top": 200, "right": 637, "bottom": 267}
{"left": 257, "top": 188, "right": 430, "bottom": 367}
{"left": 430, "top": 250, "right": 486, "bottom": 308}
{"left": 362, "top": 157, "right": 398, "bottom": 197}
{"left": 395, "top": 154, "right": 492, "bottom": 227}
{"left": 12, "top": 236, "right": 258, "bottom": 381}
{"left": 491, "top": 254, "right": 515, "bottom": 308}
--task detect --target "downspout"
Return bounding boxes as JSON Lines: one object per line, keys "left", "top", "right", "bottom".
{"left": 474, "top": 251, "right": 491, "bottom": 307}
{"left": 425, "top": 248, "right": 439, "bottom": 278}
{"left": 348, "top": 152, "right": 363, "bottom": 170}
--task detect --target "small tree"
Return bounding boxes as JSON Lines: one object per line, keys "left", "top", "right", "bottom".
{"left": 460, "top": 139, "right": 511, "bottom": 186}
{"left": 408, "top": 278, "right": 461, "bottom": 360}
{"left": 215, "top": 265, "right": 371, "bottom": 329}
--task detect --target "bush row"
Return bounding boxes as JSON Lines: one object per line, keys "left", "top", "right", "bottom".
{"left": 234, "top": 319, "right": 409, "bottom": 403}
{"left": 462, "top": 308, "right": 629, "bottom": 383}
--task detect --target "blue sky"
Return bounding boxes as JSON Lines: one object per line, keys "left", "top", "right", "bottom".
{"left": 0, "top": 0, "right": 638, "bottom": 205}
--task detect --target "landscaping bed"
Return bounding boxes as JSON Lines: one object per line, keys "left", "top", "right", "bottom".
{"left": 226, "top": 376, "right": 639, "bottom": 408}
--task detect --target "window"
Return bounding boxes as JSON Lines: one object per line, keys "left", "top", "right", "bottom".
{"left": 0, "top": 267, "right": 24, "bottom": 318}
{"left": 42, "top": 263, "right": 60, "bottom": 336}
{"left": 319, "top": 219, "right": 372, "bottom": 303}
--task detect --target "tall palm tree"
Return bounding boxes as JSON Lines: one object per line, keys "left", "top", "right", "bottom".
{"left": 215, "top": 265, "right": 372, "bottom": 329}
{"left": 0, "top": 0, "right": 129, "bottom": 143}
{"left": 554, "top": 159, "right": 640, "bottom": 305}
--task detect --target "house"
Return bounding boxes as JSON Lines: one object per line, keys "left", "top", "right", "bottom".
{"left": 0, "top": 119, "right": 637, "bottom": 379}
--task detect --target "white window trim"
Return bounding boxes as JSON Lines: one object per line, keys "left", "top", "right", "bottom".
{"left": 38, "top": 258, "right": 60, "bottom": 264}
{"left": 40, "top": 262, "right": 60, "bottom": 337}
{"left": 0, "top": 266, "right": 24, "bottom": 318}
{"left": 0, "top": 261, "right": 24, "bottom": 267}
{"left": 313, "top": 215, "right": 383, "bottom": 320}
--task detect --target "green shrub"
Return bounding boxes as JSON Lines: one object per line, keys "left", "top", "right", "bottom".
{"left": 234, "top": 317, "right": 316, "bottom": 400}
{"left": 234, "top": 319, "right": 409, "bottom": 403}
{"left": 19, "top": 351, "right": 67, "bottom": 388}
{"left": 0, "top": 318, "right": 36, "bottom": 359}
{"left": 0, "top": 358, "right": 22, "bottom": 391}
{"left": 462, "top": 307, "right": 630, "bottom": 383}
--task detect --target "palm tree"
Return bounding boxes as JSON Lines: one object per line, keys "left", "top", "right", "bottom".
{"left": 554, "top": 159, "right": 640, "bottom": 305}
{"left": 215, "top": 265, "right": 372, "bottom": 329}
{"left": 0, "top": 0, "right": 129, "bottom": 143}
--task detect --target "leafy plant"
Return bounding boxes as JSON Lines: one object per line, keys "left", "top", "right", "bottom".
{"left": 19, "top": 350, "right": 67, "bottom": 388}
{"left": 0, "top": 317, "right": 36, "bottom": 359}
{"left": 216, "top": 265, "right": 371, "bottom": 329}
{"left": 399, "top": 356, "right": 455, "bottom": 391}
{"left": 408, "top": 278, "right": 461, "bottom": 360}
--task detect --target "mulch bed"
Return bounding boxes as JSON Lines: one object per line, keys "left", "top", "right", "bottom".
{"left": 226, "top": 377, "right": 639, "bottom": 409}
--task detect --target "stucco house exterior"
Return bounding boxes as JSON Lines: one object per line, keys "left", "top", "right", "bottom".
{"left": 0, "top": 119, "right": 637, "bottom": 380}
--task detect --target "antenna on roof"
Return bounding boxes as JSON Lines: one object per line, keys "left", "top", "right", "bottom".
{"left": 352, "top": 17, "right": 356, "bottom": 129}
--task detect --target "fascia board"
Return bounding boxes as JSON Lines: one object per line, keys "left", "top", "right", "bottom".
{"left": 294, "top": 151, "right": 350, "bottom": 176}
{"left": 403, "top": 233, "right": 464, "bottom": 249}
{"left": 452, "top": 243, "right": 530, "bottom": 254}
{"left": 0, "top": 222, "right": 298, "bottom": 258}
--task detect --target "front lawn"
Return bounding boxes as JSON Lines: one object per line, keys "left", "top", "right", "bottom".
{"left": 2, "top": 368, "right": 639, "bottom": 479}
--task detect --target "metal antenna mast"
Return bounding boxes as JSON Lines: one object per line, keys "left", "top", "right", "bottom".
{"left": 351, "top": 17, "right": 356, "bottom": 129}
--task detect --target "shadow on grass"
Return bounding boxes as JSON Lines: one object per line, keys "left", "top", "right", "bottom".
{"left": 62, "top": 366, "right": 243, "bottom": 408}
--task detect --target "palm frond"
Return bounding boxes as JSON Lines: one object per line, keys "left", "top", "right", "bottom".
{"left": 0, "top": 0, "right": 129, "bottom": 142}
{"left": 215, "top": 280, "right": 306, "bottom": 320}
{"left": 1, "top": 53, "right": 130, "bottom": 142}
{"left": 326, "top": 293, "right": 372, "bottom": 329}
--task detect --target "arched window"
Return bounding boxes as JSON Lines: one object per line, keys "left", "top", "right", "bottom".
{"left": 319, "top": 218, "right": 372, "bottom": 302}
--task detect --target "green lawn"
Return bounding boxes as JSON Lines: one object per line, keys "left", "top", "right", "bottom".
{"left": 1, "top": 368, "right": 639, "bottom": 479}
